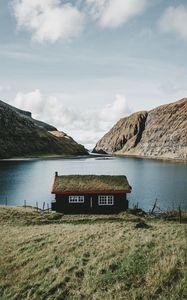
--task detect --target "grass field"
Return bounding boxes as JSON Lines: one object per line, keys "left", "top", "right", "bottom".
{"left": 0, "top": 206, "right": 186, "bottom": 300}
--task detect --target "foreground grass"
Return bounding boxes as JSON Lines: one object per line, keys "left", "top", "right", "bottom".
{"left": 0, "top": 207, "right": 186, "bottom": 300}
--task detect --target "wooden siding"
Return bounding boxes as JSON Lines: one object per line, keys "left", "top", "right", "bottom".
{"left": 52, "top": 193, "right": 129, "bottom": 214}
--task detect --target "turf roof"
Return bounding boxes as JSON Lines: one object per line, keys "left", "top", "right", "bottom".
{"left": 52, "top": 175, "right": 131, "bottom": 193}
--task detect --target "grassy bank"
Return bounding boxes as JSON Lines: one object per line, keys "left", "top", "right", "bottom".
{"left": 0, "top": 207, "right": 186, "bottom": 300}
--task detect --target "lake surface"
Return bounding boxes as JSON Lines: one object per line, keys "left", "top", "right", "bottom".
{"left": 0, "top": 156, "right": 186, "bottom": 211}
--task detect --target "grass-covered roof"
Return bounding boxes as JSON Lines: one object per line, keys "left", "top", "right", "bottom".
{"left": 52, "top": 175, "right": 131, "bottom": 193}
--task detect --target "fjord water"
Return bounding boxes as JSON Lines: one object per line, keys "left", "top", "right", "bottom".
{"left": 0, "top": 156, "right": 186, "bottom": 211}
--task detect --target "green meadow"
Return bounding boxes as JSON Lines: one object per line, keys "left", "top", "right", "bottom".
{"left": 0, "top": 206, "right": 186, "bottom": 300}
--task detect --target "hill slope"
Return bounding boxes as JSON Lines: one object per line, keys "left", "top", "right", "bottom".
{"left": 0, "top": 100, "right": 87, "bottom": 158}
{"left": 93, "top": 98, "right": 187, "bottom": 160}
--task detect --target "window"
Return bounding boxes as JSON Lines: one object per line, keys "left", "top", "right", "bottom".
{"left": 69, "top": 196, "right": 84, "bottom": 203}
{"left": 98, "top": 195, "right": 114, "bottom": 206}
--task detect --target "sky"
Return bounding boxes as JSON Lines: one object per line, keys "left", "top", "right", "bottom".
{"left": 0, "top": 0, "right": 187, "bottom": 148}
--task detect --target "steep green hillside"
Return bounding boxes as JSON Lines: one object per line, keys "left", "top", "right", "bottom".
{"left": 0, "top": 100, "right": 87, "bottom": 158}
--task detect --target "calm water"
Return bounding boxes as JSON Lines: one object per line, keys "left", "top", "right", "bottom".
{"left": 0, "top": 156, "right": 186, "bottom": 211}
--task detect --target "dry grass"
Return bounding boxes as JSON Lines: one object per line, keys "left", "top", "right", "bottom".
{"left": 52, "top": 175, "right": 131, "bottom": 193}
{"left": 0, "top": 206, "right": 186, "bottom": 300}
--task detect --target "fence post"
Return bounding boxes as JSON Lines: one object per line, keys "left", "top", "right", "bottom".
{"left": 179, "top": 206, "right": 182, "bottom": 224}
{"left": 5, "top": 196, "right": 7, "bottom": 206}
{"left": 47, "top": 203, "right": 49, "bottom": 213}
{"left": 43, "top": 202, "right": 45, "bottom": 211}
{"left": 151, "top": 198, "right": 158, "bottom": 214}
{"left": 24, "top": 200, "right": 26, "bottom": 208}
{"left": 36, "top": 201, "right": 38, "bottom": 212}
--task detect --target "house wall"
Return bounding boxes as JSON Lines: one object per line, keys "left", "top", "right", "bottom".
{"left": 52, "top": 193, "right": 129, "bottom": 214}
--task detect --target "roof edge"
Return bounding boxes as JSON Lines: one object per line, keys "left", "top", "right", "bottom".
{"left": 52, "top": 189, "right": 131, "bottom": 195}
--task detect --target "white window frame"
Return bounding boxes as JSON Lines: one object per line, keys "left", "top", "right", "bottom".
{"left": 98, "top": 195, "right": 114, "bottom": 206}
{"left": 69, "top": 195, "right": 84, "bottom": 203}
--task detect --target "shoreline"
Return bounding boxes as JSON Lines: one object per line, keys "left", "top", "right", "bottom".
{"left": 0, "top": 154, "right": 91, "bottom": 161}
{"left": 0, "top": 152, "right": 109, "bottom": 162}
{"left": 114, "top": 153, "right": 187, "bottom": 164}
{"left": 1, "top": 204, "right": 187, "bottom": 213}
{"left": 0, "top": 152, "right": 187, "bottom": 164}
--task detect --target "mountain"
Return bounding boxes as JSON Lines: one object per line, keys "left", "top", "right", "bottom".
{"left": 93, "top": 98, "right": 187, "bottom": 161}
{"left": 0, "top": 100, "right": 88, "bottom": 158}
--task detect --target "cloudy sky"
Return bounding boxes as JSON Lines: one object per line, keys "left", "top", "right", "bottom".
{"left": 0, "top": 0, "right": 187, "bottom": 148}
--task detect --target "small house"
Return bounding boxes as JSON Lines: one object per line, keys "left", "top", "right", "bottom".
{"left": 51, "top": 172, "right": 132, "bottom": 214}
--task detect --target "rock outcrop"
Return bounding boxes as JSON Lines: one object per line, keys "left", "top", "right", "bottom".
{"left": 93, "top": 98, "right": 187, "bottom": 161}
{"left": 93, "top": 111, "right": 148, "bottom": 154}
{"left": 0, "top": 100, "right": 88, "bottom": 158}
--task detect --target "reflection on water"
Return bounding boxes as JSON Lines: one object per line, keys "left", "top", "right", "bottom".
{"left": 0, "top": 157, "right": 186, "bottom": 211}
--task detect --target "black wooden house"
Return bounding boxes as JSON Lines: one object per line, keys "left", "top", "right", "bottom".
{"left": 51, "top": 172, "right": 132, "bottom": 214}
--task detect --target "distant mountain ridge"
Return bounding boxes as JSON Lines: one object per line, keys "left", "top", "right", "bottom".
{"left": 1, "top": 100, "right": 57, "bottom": 131}
{"left": 93, "top": 98, "right": 187, "bottom": 161}
{"left": 0, "top": 100, "right": 87, "bottom": 158}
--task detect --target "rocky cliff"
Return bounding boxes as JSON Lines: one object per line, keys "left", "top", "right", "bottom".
{"left": 93, "top": 98, "right": 187, "bottom": 161}
{"left": 0, "top": 100, "right": 88, "bottom": 158}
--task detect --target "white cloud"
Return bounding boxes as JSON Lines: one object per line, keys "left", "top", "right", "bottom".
{"left": 14, "top": 89, "right": 44, "bottom": 115}
{"left": 86, "top": 0, "right": 148, "bottom": 28}
{"left": 11, "top": 90, "right": 131, "bottom": 148}
{"left": 159, "top": 5, "right": 187, "bottom": 40}
{"left": 13, "top": 89, "right": 76, "bottom": 125}
{"left": 11, "top": 0, "right": 150, "bottom": 42}
{"left": 99, "top": 94, "right": 130, "bottom": 121}
{"left": 12, "top": 0, "right": 85, "bottom": 42}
